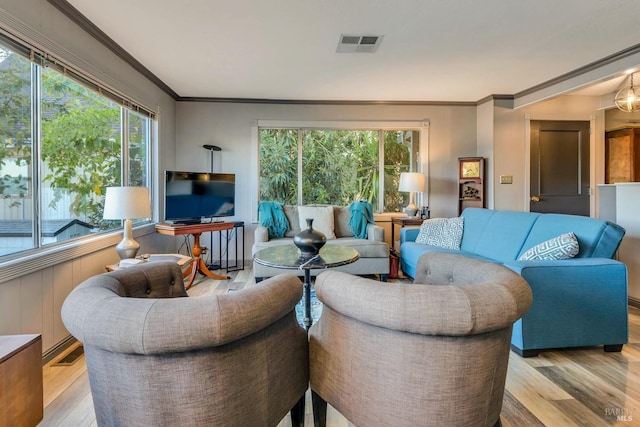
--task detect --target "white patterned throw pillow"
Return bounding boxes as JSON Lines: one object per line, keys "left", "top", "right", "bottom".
{"left": 518, "top": 232, "right": 579, "bottom": 261}
{"left": 415, "top": 217, "right": 464, "bottom": 250}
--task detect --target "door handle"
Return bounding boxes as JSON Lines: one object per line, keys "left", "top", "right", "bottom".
{"left": 531, "top": 196, "right": 541, "bottom": 202}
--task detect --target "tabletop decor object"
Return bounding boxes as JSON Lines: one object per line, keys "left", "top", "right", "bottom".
{"left": 398, "top": 172, "right": 425, "bottom": 217}
{"left": 103, "top": 186, "right": 151, "bottom": 259}
{"left": 294, "top": 218, "right": 326, "bottom": 257}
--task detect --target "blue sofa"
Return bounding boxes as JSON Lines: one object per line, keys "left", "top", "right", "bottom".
{"left": 400, "top": 207, "right": 628, "bottom": 357}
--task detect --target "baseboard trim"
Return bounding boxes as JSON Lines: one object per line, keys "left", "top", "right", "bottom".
{"left": 42, "top": 335, "right": 77, "bottom": 366}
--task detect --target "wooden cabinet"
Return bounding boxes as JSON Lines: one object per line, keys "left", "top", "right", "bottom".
{"left": 0, "top": 334, "right": 43, "bottom": 427}
{"left": 605, "top": 127, "right": 640, "bottom": 183}
{"left": 458, "top": 157, "right": 485, "bottom": 215}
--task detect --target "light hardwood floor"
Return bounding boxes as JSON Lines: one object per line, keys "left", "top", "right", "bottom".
{"left": 39, "top": 268, "right": 640, "bottom": 426}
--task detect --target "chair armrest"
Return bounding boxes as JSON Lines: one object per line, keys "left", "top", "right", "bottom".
{"left": 62, "top": 273, "right": 304, "bottom": 354}
{"left": 503, "top": 257, "right": 626, "bottom": 276}
{"left": 503, "top": 258, "right": 628, "bottom": 294}
{"left": 400, "top": 226, "right": 421, "bottom": 243}
{"left": 367, "top": 223, "right": 384, "bottom": 241}
{"left": 254, "top": 225, "right": 269, "bottom": 243}
{"left": 314, "top": 270, "right": 530, "bottom": 336}
{"left": 503, "top": 258, "right": 629, "bottom": 345}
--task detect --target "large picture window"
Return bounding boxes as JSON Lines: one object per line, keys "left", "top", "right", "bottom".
{"left": 0, "top": 41, "right": 152, "bottom": 257}
{"left": 259, "top": 125, "right": 424, "bottom": 212}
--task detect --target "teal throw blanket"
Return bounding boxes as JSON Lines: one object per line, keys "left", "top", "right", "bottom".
{"left": 258, "top": 201, "right": 290, "bottom": 238}
{"left": 349, "top": 200, "right": 375, "bottom": 239}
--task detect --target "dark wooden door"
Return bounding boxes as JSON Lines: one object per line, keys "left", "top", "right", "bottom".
{"left": 530, "top": 120, "right": 590, "bottom": 216}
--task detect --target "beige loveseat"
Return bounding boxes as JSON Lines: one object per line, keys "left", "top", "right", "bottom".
{"left": 252, "top": 204, "right": 390, "bottom": 281}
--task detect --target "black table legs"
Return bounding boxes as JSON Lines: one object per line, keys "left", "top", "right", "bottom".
{"left": 303, "top": 269, "right": 312, "bottom": 330}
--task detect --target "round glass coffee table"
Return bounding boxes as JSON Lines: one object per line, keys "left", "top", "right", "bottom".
{"left": 253, "top": 244, "right": 359, "bottom": 329}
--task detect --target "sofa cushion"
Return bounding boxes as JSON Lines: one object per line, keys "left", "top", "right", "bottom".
{"left": 298, "top": 205, "right": 336, "bottom": 239}
{"left": 519, "top": 213, "right": 624, "bottom": 259}
{"left": 518, "top": 232, "right": 579, "bottom": 261}
{"left": 333, "top": 205, "right": 354, "bottom": 238}
{"left": 460, "top": 208, "right": 540, "bottom": 262}
{"left": 254, "top": 237, "right": 389, "bottom": 259}
{"left": 327, "top": 239, "right": 389, "bottom": 258}
{"left": 400, "top": 242, "right": 495, "bottom": 280}
{"left": 283, "top": 205, "right": 300, "bottom": 238}
{"left": 415, "top": 217, "right": 464, "bottom": 250}
{"left": 279, "top": 204, "right": 357, "bottom": 238}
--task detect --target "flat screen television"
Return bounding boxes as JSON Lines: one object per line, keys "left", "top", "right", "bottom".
{"left": 164, "top": 171, "right": 235, "bottom": 224}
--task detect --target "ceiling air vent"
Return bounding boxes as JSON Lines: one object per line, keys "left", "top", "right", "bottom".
{"left": 337, "top": 34, "right": 383, "bottom": 53}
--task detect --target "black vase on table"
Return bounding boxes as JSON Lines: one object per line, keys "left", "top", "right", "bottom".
{"left": 294, "top": 218, "right": 326, "bottom": 258}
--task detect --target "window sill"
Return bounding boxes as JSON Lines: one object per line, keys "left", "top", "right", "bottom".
{"left": 0, "top": 222, "right": 156, "bottom": 284}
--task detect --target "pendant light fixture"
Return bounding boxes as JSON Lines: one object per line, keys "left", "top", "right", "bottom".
{"left": 614, "top": 72, "right": 640, "bottom": 112}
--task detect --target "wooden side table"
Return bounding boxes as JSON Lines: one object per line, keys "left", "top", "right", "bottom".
{"left": 106, "top": 253, "right": 192, "bottom": 272}
{"left": 391, "top": 217, "right": 425, "bottom": 251}
{"left": 0, "top": 334, "right": 43, "bottom": 427}
{"left": 155, "top": 222, "right": 234, "bottom": 289}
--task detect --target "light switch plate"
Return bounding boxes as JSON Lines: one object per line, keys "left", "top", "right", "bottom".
{"left": 500, "top": 175, "right": 513, "bottom": 184}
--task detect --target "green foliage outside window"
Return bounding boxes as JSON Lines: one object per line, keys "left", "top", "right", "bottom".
{"left": 384, "top": 131, "right": 415, "bottom": 211}
{"left": 0, "top": 45, "right": 150, "bottom": 255}
{"left": 128, "top": 112, "right": 148, "bottom": 188}
{"left": 303, "top": 130, "right": 379, "bottom": 206}
{"left": 259, "top": 128, "right": 418, "bottom": 212}
{"left": 0, "top": 52, "right": 31, "bottom": 204}
{"left": 41, "top": 68, "right": 123, "bottom": 228}
{"left": 259, "top": 129, "right": 298, "bottom": 204}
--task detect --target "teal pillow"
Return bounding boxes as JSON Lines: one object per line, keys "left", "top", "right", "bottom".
{"left": 519, "top": 232, "right": 579, "bottom": 261}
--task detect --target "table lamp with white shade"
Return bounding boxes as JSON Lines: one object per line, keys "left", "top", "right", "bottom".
{"left": 103, "top": 186, "right": 151, "bottom": 259}
{"left": 398, "top": 172, "right": 425, "bottom": 217}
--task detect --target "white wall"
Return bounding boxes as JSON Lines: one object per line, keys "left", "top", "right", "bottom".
{"left": 176, "top": 101, "right": 478, "bottom": 260}
{"left": 492, "top": 95, "right": 606, "bottom": 213}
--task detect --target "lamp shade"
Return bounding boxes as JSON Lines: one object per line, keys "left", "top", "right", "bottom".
{"left": 103, "top": 187, "right": 151, "bottom": 220}
{"left": 398, "top": 172, "right": 425, "bottom": 193}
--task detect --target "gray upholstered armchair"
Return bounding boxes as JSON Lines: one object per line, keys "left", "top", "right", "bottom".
{"left": 62, "top": 262, "right": 309, "bottom": 427}
{"left": 309, "top": 252, "right": 532, "bottom": 427}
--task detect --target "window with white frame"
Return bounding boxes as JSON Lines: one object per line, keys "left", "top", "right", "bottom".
{"left": 258, "top": 123, "right": 426, "bottom": 213}
{"left": 0, "top": 37, "right": 152, "bottom": 257}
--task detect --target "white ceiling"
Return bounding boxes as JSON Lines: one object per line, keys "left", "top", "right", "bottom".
{"left": 65, "top": 0, "right": 640, "bottom": 102}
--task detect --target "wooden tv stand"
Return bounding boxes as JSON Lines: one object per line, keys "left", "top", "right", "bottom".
{"left": 155, "top": 222, "right": 234, "bottom": 289}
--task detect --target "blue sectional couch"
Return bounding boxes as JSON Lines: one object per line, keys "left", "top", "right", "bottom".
{"left": 400, "top": 207, "right": 628, "bottom": 357}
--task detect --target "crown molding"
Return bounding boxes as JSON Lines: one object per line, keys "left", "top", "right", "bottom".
{"left": 515, "top": 43, "right": 640, "bottom": 100}
{"left": 177, "top": 96, "right": 477, "bottom": 106}
{"left": 476, "top": 94, "right": 515, "bottom": 107}
{"left": 46, "top": 0, "right": 179, "bottom": 100}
